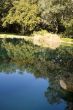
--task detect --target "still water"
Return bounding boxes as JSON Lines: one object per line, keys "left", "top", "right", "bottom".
{"left": 0, "top": 39, "right": 73, "bottom": 110}
{"left": 0, "top": 69, "right": 66, "bottom": 110}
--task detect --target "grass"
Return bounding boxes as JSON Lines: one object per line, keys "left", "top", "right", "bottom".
{"left": 61, "top": 38, "right": 73, "bottom": 43}
{"left": 0, "top": 30, "right": 73, "bottom": 49}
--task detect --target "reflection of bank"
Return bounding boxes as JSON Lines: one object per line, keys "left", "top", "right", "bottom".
{"left": 61, "top": 76, "right": 73, "bottom": 109}
{"left": 59, "top": 89, "right": 73, "bottom": 110}
{"left": 59, "top": 88, "right": 73, "bottom": 102}
{"left": 66, "top": 102, "right": 73, "bottom": 110}
{"left": 45, "top": 83, "right": 73, "bottom": 110}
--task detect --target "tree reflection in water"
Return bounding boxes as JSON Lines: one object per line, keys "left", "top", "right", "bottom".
{"left": 0, "top": 38, "right": 73, "bottom": 110}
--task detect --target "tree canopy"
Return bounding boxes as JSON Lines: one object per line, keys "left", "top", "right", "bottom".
{"left": 0, "top": 0, "right": 73, "bottom": 36}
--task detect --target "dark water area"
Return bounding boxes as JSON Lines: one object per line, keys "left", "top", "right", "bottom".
{"left": 0, "top": 38, "right": 73, "bottom": 110}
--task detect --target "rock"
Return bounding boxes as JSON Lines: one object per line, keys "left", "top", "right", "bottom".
{"left": 60, "top": 79, "right": 73, "bottom": 92}
{"left": 60, "top": 80, "right": 67, "bottom": 90}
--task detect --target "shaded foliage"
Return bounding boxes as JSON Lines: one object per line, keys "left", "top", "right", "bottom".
{"left": 0, "top": 38, "right": 73, "bottom": 76}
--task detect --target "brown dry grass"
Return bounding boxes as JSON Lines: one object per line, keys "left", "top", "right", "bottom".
{"left": 33, "top": 33, "right": 61, "bottom": 49}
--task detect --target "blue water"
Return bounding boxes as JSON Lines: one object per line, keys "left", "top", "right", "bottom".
{"left": 0, "top": 70, "right": 66, "bottom": 110}
{"left": 0, "top": 37, "right": 73, "bottom": 110}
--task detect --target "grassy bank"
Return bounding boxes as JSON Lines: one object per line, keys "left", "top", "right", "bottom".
{"left": 0, "top": 31, "right": 73, "bottom": 49}
{"left": 61, "top": 38, "right": 73, "bottom": 43}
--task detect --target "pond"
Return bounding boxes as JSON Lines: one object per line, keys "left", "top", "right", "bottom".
{"left": 0, "top": 38, "right": 73, "bottom": 110}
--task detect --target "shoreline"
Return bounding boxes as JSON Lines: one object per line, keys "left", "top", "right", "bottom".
{"left": 0, "top": 33, "right": 73, "bottom": 49}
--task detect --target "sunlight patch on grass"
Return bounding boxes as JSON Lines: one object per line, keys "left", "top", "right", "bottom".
{"left": 33, "top": 33, "right": 61, "bottom": 49}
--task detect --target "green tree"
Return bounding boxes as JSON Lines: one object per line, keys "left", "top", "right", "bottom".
{"left": 38, "top": 0, "right": 73, "bottom": 34}
{"left": 2, "top": 0, "right": 40, "bottom": 34}
{"left": 0, "top": 0, "right": 14, "bottom": 31}
{"left": 0, "top": 0, "right": 73, "bottom": 36}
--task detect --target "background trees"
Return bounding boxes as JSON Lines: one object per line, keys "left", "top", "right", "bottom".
{"left": 38, "top": 0, "right": 73, "bottom": 34}
{"left": 0, "top": 0, "right": 73, "bottom": 37}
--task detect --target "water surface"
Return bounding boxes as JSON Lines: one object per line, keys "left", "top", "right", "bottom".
{"left": 0, "top": 39, "right": 73, "bottom": 110}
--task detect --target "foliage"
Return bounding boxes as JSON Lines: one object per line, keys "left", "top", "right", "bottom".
{"left": 2, "top": 0, "right": 40, "bottom": 34}
{"left": 0, "top": 0, "right": 73, "bottom": 37}
{"left": 64, "top": 19, "right": 73, "bottom": 37}
{"left": 38, "top": 0, "right": 73, "bottom": 34}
